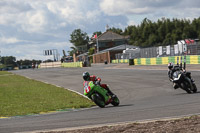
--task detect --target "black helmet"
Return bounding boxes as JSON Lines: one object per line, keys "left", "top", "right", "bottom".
{"left": 168, "top": 62, "right": 173, "bottom": 69}
{"left": 83, "top": 71, "right": 90, "bottom": 81}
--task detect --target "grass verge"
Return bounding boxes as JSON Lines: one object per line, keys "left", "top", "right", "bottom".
{"left": 0, "top": 71, "right": 12, "bottom": 75}
{"left": 0, "top": 71, "right": 94, "bottom": 117}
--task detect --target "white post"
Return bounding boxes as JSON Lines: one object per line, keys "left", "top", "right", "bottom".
{"left": 96, "top": 38, "right": 99, "bottom": 53}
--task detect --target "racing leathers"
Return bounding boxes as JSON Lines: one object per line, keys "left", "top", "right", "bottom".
{"left": 83, "top": 75, "right": 114, "bottom": 96}
{"left": 168, "top": 65, "right": 183, "bottom": 89}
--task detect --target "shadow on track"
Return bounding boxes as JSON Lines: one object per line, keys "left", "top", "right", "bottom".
{"left": 174, "top": 91, "right": 200, "bottom": 95}
{"left": 105, "top": 104, "right": 134, "bottom": 108}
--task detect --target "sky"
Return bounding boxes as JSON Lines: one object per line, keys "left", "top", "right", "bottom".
{"left": 0, "top": 0, "right": 200, "bottom": 61}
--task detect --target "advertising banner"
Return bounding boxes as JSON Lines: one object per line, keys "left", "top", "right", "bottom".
{"left": 166, "top": 45, "right": 170, "bottom": 55}
{"left": 159, "top": 46, "right": 162, "bottom": 56}
{"left": 174, "top": 44, "right": 178, "bottom": 54}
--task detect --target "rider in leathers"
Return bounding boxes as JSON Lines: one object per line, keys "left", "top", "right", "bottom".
{"left": 82, "top": 71, "right": 115, "bottom": 97}
{"left": 168, "top": 62, "right": 180, "bottom": 89}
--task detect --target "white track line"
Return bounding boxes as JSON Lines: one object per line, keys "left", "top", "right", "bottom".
{"left": 22, "top": 113, "right": 200, "bottom": 133}
{"left": 12, "top": 73, "right": 200, "bottom": 133}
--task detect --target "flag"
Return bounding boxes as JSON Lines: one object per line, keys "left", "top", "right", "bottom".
{"left": 92, "top": 33, "right": 97, "bottom": 39}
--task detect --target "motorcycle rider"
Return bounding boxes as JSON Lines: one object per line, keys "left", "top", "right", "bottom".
{"left": 168, "top": 62, "right": 196, "bottom": 89}
{"left": 168, "top": 62, "right": 180, "bottom": 89}
{"left": 82, "top": 71, "right": 115, "bottom": 97}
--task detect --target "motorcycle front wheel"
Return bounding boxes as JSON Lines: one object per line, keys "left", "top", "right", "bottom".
{"left": 91, "top": 93, "right": 105, "bottom": 108}
{"left": 192, "top": 83, "right": 197, "bottom": 93}
{"left": 183, "top": 77, "right": 193, "bottom": 94}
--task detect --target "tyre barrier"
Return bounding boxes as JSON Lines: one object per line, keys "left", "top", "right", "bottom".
{"left": 134, "top": 55, "right": 200, "bottom": 65}
{"left": 112, "top": 59, "right": 129, "bottom": 64}
{"left": 112, "top": 55, "right": 200, "bottom": 65}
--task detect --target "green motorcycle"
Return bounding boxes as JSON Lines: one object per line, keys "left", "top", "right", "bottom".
{"left": 84, "top": 81, "right": 120, "bottom": 108}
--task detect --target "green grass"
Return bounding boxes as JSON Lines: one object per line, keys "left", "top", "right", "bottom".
{"left": 0, "top": 71, "right": 94, "bottom": 117}
{"left": 0, "top": 71, "right": 12, "bottom": 75}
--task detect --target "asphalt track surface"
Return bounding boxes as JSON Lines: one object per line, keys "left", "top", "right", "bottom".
{"left": 0, "top": 64, "right": 200, "bottom": 133}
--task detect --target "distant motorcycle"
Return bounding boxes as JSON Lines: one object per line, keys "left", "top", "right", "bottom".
{"left": 84, "top": 81, "right": 119, "bottom": 108}
{"left": 169, "top": 56, "right": 198, "bottom": 94}
{"left": 171, "top": 68, "right": 197, "bottom": 93}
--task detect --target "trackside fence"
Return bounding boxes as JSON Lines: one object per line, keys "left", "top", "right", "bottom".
{"left": 112, "top": 59, "right": 129, "bottom": 63}
{"left": 39, "top": 62, "right": 83, "bottom": 68}
{"left": 116, "top": 43, "right": 200, "bottom": 59}
{"left": 112, "top": 55, "right": 200, "bottom": 65}
{"left": 133, "top": 55, "right": 200, "bottom": 65}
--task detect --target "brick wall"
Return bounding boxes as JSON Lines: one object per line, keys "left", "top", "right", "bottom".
{"left": 93, "top": 51, "right": 111, "bottom": 63}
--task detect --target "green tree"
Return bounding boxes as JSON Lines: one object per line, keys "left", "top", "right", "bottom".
{"left": 124, "top": 25, "right": 139, "bottom": 46}
{"left": 192, "top": 17, "right": 200, "bottom": 38}
{"left": 67, "top": 17, "right": 200, "bottom": 51}
{"left": 148, "top": 34, "right": 158, "bottom": 46}
{"left": 163, "top": 33, "right": 172, "bottom": 45}
{"left": 16, "top": 59, "right": 41, "bottom": 66}
{"left": 124, "top": 17, "right": 200, "bottom": 47}
{"left": 1, "top": 56, "right": 16, "bottom": 66}
{"left": 68, "top": 46, "right": 77, "bottom": 56}
{"left": 70, "top": 29, "right": 89, "bottom": 47}
{"left": 69, "top": 29, "right": 89, "bottom": 54}
{"left": 107, "top": 27, "right": 123, "bottom": 35}
{"left": 157, "top": 20, "right": 166, "bottom": 43}
{"left": 88, "top": 47, "right": 95, "bottom": 63}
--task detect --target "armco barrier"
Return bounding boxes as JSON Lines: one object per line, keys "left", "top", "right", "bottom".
{"left": 61, "top": 62, "right": 83, "bottom": 68}
{"left": 134, "top": 55, "right": 200, "bottom": 65}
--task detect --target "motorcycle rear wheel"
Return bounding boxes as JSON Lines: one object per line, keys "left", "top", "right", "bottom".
{"left": 111, "top": 95, "right": 120, "bottom": 106}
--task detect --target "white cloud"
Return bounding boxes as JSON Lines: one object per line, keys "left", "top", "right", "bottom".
{"left": 100, "top": 0, "right": 200, "bottom": 25}
{"left": 46, "top": 0, "right": 86, "bottom": 25}
{"left": 86, "top": 10, "right": 101, "bottom": 23}
{"left": 0, "top": 0, "right": 200, "bottom": 60}
{"left": 0, "top": 37, "right": 20, "bottom": 44}
{"left": 1, "top": 41, "right": 72, "bottom": 60}
{"left": 127, "top": 20, "right": 137, "bottom": 26}
{"left": 100, "top": 0, "right": 153, "bottom": 16}
{"left": 20, "top": 10, "right": 48, "bottom": 33}
{"left": 99, "top": 0, "right": 200, "bottom": 17}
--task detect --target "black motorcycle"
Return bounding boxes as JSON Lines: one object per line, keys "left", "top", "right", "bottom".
{"left": 170, "top": 56, "right": 197, "bottom": 94}
{"left": 172, "top": 69, "right": 197, "bottom": 93}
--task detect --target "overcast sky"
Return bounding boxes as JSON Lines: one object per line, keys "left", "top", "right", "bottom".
{"left": 0, "top": 0, "right": 200, "bottom": 61}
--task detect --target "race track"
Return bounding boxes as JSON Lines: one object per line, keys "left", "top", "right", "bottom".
{"left": 0, "top": 64, "right": 200, "bottom": 133}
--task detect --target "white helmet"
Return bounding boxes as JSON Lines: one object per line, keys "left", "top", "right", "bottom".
{"left": 168, "top": 62, "right": 173, "bottom": 69}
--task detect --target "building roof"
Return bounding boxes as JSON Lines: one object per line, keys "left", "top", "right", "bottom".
{"left": 76, "top": 52, "right": 88, "bottom": 57}
{"left": 77, "top": 44, "right": 139, "bottom": 57}
{"left": 94, "top": 44, "right": 139, "bottom": 55}
{"left": 92, "top": 30, "right": 129, "bottom": 42}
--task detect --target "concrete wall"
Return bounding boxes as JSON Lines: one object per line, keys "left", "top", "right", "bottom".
{"left": 62, "top": 62, "right": 83, "bottom": 67}
{"left": 40, "top": 61, "right": 83, "bottom": 68}
{"left": 40, "top": 62, "right": 61, "bottom": 68}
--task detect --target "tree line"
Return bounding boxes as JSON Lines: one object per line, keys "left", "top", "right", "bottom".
{"left": 124, "top": 17, "right": 200, "bottom": 47}
{"left": 0, "top": 56, "right": 42, "bottom": 69}
{"left": 69, "top": 17, "right": 200, "bottom": 55}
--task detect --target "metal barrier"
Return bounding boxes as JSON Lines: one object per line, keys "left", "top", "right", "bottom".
{"left": 116, "top": 43, "right": 200, "bottom": 59}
